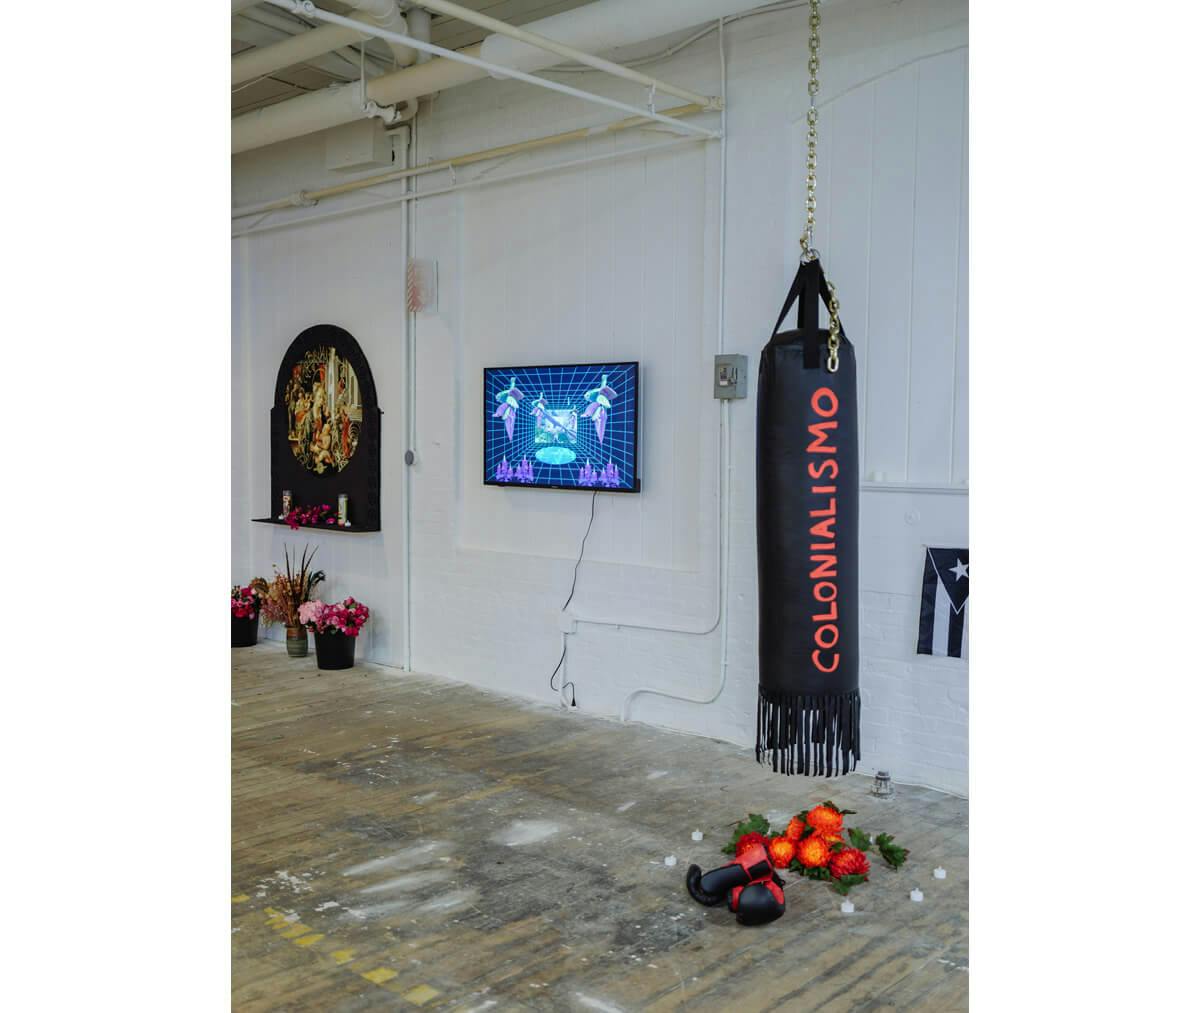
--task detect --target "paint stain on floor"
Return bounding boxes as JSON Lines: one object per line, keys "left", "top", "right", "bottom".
{"left": 490, "top": 819, "right": 560, "bottom": 847}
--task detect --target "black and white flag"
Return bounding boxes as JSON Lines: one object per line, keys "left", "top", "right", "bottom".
{"left": 917, "top": 548, "right": 969, "bottom": 659}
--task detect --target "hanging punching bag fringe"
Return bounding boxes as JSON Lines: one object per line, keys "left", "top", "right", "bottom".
{"left": 755, "top": 258, "right": 860, "bottom": 777}
{"left": 756, "top": 691, "right": 861, "bottom": 776}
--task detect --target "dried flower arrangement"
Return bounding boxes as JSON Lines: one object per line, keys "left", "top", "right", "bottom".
{"left": 251, "top": 545, "right": 326, "bottom": 628}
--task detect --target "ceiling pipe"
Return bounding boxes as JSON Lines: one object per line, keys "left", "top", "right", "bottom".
{"left": 232, "top": 24, "right": 367, "bottom": 85}
{"left": 479, "top": 0, "right": 735, "bottom": 76}
{"left": 349, "top": 0, "right": 417, "bottom": 66}
{"left": 232, "top": 1, "right": 414, "bottom": 87}
{"left": 233, "top": 0, "right": 747, "bottom": 155}
{"left": 234, "top": 4, "right": 389, "bottom": 80}
{"left": 408, "top": 0, "right": 714, "bottom": 109}
{"left": 248, "top": 3, "right": 717, "bottom": 142}
{"left": 233, "top": 101, "right": 708, "bottom": 220}
{"left": 405, "top": 5, "right": 432, "bottom": 65}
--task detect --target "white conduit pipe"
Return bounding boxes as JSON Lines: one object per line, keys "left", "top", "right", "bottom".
{"left": 232, "top": 1, "right": 413, "bottom": 85}
{"left": 348, "top": 0, "right": 416, "bottom": 66}
{"left": 408, "top": 0, "right": 716, "bottom": 109}
{"left": 234, "top": 4, "right": 390, "bottom": 80}
{"left": 232, "top": 24, "right": 367, "bottom": 85}
{"left": 405, "top": 5, "right": 432, "bottom": 65}
{"left": 231, "top": 136, "right": 702, "bottom": 238}
{"left": 252, "top": 2, "right": 718, "bottom": 144}
{"left": 480, "top": 0, "right": 738, "bottom": 76}
{"left": 232, "top": 101, "right": 708, "bottom": 220}
{"left": 399, "top": 118, "right": 415, "bottom": 672}
{"left": 234, "top": 0, "right": 743, "bottom": 153}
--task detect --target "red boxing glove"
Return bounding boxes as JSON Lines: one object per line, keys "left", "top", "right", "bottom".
{"left": 686, "top": 844, "right": 786, "bottom": 925}
{"left": 729, "top": 878, "right": 786, "bottom": 926}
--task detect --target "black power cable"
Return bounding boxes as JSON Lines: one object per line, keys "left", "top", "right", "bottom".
{"left": 551, "top": 490, "right": 598, "bottom": 705}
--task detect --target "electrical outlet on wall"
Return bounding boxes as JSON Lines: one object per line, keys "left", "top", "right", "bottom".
{"left": 713, "top": 354, "right": 748, "bottom": 399}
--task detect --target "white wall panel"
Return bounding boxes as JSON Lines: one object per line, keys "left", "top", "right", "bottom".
{"left": 797, "top": 45, "right": 968, "bottom": 486}
{"left": 862, "top": 64, "right": 917, "bottom": 482}
{"left": 907, "top": 49, "right": 967, "bottom": 483}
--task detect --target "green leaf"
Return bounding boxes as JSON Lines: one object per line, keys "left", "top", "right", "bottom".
{"left": 832, "top": 879, "right": 851, "bottom": 896}
{"left": 847, "top": 827, "right": 872, "bottom": 850}
{"left": 822, "top": 800, "right": 857, "bottom": 817}
{"left": 837, "top": 873, "right": 867, "bottom": 887}
{"left": 875, "top": 833, "right": 910, "bottom": 869}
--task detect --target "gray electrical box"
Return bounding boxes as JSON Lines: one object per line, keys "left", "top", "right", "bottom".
{"left": 713, "top": 354, "right": 748, "bottom": 399}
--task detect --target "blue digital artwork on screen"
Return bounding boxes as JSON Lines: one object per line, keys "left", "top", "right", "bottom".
{"left": 484, "top": 362, "right": 639, "bottom": 492}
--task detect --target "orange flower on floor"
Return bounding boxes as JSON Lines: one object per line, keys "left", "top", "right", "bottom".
{"left": 767, "top": 836, "right": 796, "bottom": 869}
{"left": 796, "top": 835, "right": 832, "bottom": 869}
{"left": 735, "top": 831, "right": 770, "bottom": 858}
{"left": 785, "top": 816, "right": 807, "bottom": 842}
{"left": 829, "top": 847, "right": 870, "bottom": 880}
{"left": 822, "top": 832, "right": 844, "bottom": 846}
{"left": 805, "top": 805, "right": 844, "bottom": 836}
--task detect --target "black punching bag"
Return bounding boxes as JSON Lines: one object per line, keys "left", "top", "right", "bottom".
{"left": 756, "top": 258, "right": 860, "bottom": 776}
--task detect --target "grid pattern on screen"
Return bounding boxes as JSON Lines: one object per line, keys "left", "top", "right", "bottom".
{"left": 483, "top": 362, "right": 638, "bottom": 492}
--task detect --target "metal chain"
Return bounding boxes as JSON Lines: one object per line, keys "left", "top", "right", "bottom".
{"left": 826, "top": 280, "right": 841, "bottom": 373}
{"left": 801, "top": 0, "right": 821, "bottom": 263}
{"left": 799, "top": 1, "right": 842, "bottom": 373}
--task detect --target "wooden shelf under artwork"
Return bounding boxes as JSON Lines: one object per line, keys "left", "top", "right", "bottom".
{"left": 252, "top": 518, "right": 380, "bottom": 533}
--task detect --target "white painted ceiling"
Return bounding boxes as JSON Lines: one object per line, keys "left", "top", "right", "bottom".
{"left": 232, "top": 0, "right": 602, "bottom": 116}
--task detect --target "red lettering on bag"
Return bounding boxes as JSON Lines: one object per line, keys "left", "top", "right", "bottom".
{"left": 808, "top": 388, "right": 841, "bottom": 672}
{"left": 807, "top": 420, "right": 837, "bottom": 453}
{"left": 811, "top": 557, "right": 837, "bottom": 580}
{"left": 812, "top": 649, "right": 840, "bottom": 672}
{"left": 815, "top": 624, "right": 839, "bottom": 649}
{"left": 809, "top": 458, "right": 838, "bottom": 480}
{"left": 812, "top": 388, "right": 838, "bottom": 417}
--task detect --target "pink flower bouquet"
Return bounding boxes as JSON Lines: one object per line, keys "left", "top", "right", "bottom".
{"left": 299, "top": 597, "right": 370, "bottom": 637}
{"left": 231, "top": 584, "right": 262, "bottom": 620}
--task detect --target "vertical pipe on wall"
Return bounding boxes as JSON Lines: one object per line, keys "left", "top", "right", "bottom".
{"left": 615, "top": 18, "right": 733, "bottom": 721}
{"left": 400, "top": 117, "right": 416, "bottom": 672}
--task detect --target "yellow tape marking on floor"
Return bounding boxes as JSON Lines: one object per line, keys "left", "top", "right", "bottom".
{"left": 331, "top": 949, "right": 355, "bottom": 964}
{"left": 361, "top": 967, "right": 398, "bottom": 985}
{"left": 231, "top": 894, "right": 251, "bottom": 903}
{"left": 402, "top": 984, "right": 441, "bottom": 1005}
{"left": 279, "top": 923, "right": 312, "bottom": 939}
{"left": 294, "top": 933, "right": 325, "bottom": 947}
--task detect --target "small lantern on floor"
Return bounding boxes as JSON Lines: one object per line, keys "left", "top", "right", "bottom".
{"left": 872, "top": 770, "right": 894, "bottom": 799}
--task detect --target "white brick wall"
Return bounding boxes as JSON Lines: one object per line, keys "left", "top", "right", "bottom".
{"left": 232, "top": 0, "right": 969, "bottom": 795}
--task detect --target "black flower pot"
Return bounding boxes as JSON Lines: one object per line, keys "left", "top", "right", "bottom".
{"left": 232, "top": 614, "right": 259, "bottom": 648}
{"left": 315, "top": 631, "right": 357, "bottom": 670}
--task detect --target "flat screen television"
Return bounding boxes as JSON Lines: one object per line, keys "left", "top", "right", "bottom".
{"left": 483, "top": 361, "right": 640, "bottom": 492}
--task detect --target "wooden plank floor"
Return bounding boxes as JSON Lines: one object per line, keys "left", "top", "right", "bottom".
{"left": 233, "top": 646, "right": 968, "bottom": 1012}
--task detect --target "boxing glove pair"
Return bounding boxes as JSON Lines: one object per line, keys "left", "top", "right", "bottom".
{"left": 685, "top": 843, "right": 786, "bottom": 926}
